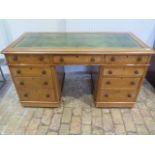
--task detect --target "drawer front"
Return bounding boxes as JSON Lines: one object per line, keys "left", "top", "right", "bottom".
{"left": 99, "top": 90, "right": 137, "bottom": 102}
{"left": 53, "top": 55, "right": 103, "bottom": 64}
{"left": 6, "top": 54, "right": 50, "bottom": 64}
{"left": 10, "top": 67, "right": 51, "bottom": 77}
{"left": 101, "top": 77, "right": 141, "bottom": 89}
{"left": 105, "top": 55, "right": 150, "bottom": 64}
{"left": 103, "top": 67, "right": 146, "bottom": 77}
{"left": 14, "top": 77, "right": 53, "bottom": 89}
{"left": 18, "top": 89, "right": 55, "bottom": 102}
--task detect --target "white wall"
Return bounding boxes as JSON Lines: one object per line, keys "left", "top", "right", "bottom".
{"left": 1, "top": 19, "right": 155, "bottom": 73}
{"left": 0, "top": 20, "right": 9, "bottom": 58}
{"left": 3, "top": 19, "right": 66, "bottom": 42}
{"left": 66, "top": 19, "right": 155, "bottom": 47}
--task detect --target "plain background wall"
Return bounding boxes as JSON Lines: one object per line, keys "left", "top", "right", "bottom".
{"left": 1, "top": 19, "right": 155, "bottom": 72}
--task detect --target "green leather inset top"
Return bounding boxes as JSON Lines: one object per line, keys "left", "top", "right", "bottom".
{"left": 14, "top": 33, "right": 142, "bottom": 49}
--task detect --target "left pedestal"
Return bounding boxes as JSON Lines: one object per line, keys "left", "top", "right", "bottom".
{"left": 5, "top": 54, "right": 64, "bottom": 107}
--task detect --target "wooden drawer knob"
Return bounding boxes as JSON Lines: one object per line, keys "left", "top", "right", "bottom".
{"left": 134, "top": 70, "right": 139, "bottom": 75}
{"left": 24, "top": 93, "right": 28, "bottom": 97}
{"left": 108, "top": 70, "right": 113, "bottom": 75}
{"left": 16, "top": 70, "right": 21, "bottom": 74}
{"left": 137, "top": 57, "right": 142, "bottom": 62}
{"left": 39, "top": 56, "right": 44, "bottom": 61}
{"left": 91, "top": 57, "right": 95, "bottom": 62}
{"left": 104, "top": 94, "right": 109, "bottom": 98}
{"left": 42, "top": 70, "right": 47, "bottom": 75}
{"left": 20, "top": 81, "right": 24, "bottom": 85}
{"left": 59, "top": 57, "right": 64, "bottom": 62}
{"left": 128, "top": 94, "right": 132, "bottom": 98}
{"left": 13, "top": 56, "right": 18, "bottom": 61}
{"left": 44, "top": 81, "right": 48, "bottom": 85}
{"left": 130, "top": 81, "right": 135, "bottom": 85}
{"left": 46, "top": 94, "right": 50, "bottom": 98}
{"left": 106, "top": 81, "right": 111, "bottom": 85}
{"left": 110, "top": 57, "right": 115, "bottom": 62}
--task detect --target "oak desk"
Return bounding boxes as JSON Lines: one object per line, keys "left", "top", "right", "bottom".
{"left": 3, "top": 33, "right": 154, "bottom": 108}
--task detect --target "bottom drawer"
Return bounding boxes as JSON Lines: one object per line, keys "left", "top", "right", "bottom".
{"left": 18, "top": 89, "right": 55, "bottom": 102}
{"left": 98, "top": 89, "right": 137, "bottom": 102}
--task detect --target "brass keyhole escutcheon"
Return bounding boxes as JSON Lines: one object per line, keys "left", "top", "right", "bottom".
{"left": 20, "top": 81, "right": 24, "bottom": 85}
{"left": 44, "top": 81, "right": 48, "bottom": 85}
{"left": 39, "top": 56, "right": 44, "bottom": 61}
{"left": 130, "top": 81, "right": 135, "bottom": 85}
{"left": 13, "top": 56, "right": 18, "bottom": 61}
{"left": 128, "top": 94, "right": 132, "bottom": 98}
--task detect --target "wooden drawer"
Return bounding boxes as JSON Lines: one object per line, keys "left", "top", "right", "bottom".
{"left": 98, "top": 90, "right": 137, "bottom": 102}
{"left": 53, "top": 55, "right": 103, "bottom": 64}
{"left": 14, "top": 77, "right": 53, "bottom": 89}
{"left": 103, "top": 67, "right": 146, "bottom": 77}
{"left": 101, "top": 77, "right": 141, "bottom": 89}
{"left": 105, "top": 55, "right": 150, "bottom": 64}
{"left": 18, "top": 89, "right": 55, "bottom": 102}
{"left": 6, "top": 54, "right": 50, "bottom": 64}
{"left": 10, "top": 67, "right": 51, "bottom": 77}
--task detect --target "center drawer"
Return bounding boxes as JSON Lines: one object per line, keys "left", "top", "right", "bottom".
{"left": 52, "top": 55, "right": 103, "bottom": 64}
{"left": 14, "top": 77, "right": 53, "bottom": 89}
{"left": 18, "top": 89, "right": 55, "bottom": 102}
{"left": 103, "top": 67, "right": 146, "bottom": 77}
{"left": 98, "top": 89, "right": 137, "bottom": 102}
{"left": 10, "top": 67, "right": 52, "bottom": 77}
{"left": 101, "top": 77, "right": 141, "bottom": 89}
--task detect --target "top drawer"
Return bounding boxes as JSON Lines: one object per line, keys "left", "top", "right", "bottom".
{"left": 52, "top": 55, "right": 103, "bottom": 64}
{"left": 6, "top": 54, "right": 50, "bottom": 64}
{"left": 105, "top": 55, "right": 150, "bottom": 64}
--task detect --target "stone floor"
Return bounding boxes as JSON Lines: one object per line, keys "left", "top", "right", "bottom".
{"left": 0, "top": 73, "right": 155, "bottom": 135}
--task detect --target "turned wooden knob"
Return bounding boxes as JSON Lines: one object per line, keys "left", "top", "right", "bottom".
{"left": 128, "top": 94, "right": 132, "bottom": 98}
{"left": 108, "top": 70, "right": 113, "bottom": 75}
{"left": 91, "top": 57, "right": 95, "bottom": 62}
{"left": 134, "top": 70, "right": 139, "bottom": 75}
{"left": 106, "top": 81, "right": 111, "bottom": 85}
{"left": 46, "top": 94, "right": 50, "bottom": 98}
{"left": 60, "top": 57, "right": 64, "bottom": 62}
{"left": 104, "top": 94, "right": 109, "bottom": 98}
{"left": 110, "top": 56, "right": 115, "bottom": 62}
{"left": 24, "top": 93, "right": 28, "bottom": 97}
{"left": 16, "top": 70, "right": 21, "bottom": 74}
{"left": 42, "top": 70, "right": 46, "bottom": 75}
{"left": 137, "top": 57, "right": 142, "bottom": 62}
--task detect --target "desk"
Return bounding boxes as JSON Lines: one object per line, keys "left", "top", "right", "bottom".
{"left": 3, "top": 32, "right": 154, "bottom": 108}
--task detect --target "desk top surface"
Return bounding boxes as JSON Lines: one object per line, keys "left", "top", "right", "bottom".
{"left": 3, "top": 33, "right": 153, "bottom": 54}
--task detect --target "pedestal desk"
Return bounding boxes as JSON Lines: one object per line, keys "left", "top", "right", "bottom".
{"left": 3, "top": 33, "right": 154, "bottom": 108}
